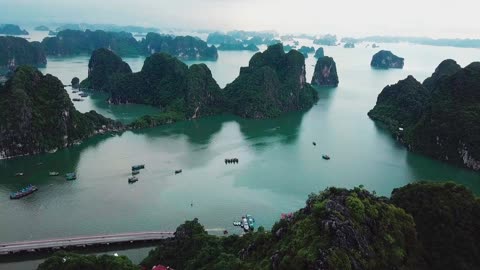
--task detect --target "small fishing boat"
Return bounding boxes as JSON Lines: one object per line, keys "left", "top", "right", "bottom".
{"left": 128, "top": 176, "right": 138, "bottom": 183}
{"left": 132, "top": 170, "right": 140, "bottom": 175}
{"left": 322, "top": 155, "right": 331, "bottom": 160}
{"left": 72, "top": 98, "right": 84, "bottom": 102}
{"left": 49, "top": 171, "right": 59, "bottom": 176}
{"left": 10, "top": 185, "right": 38, "bottom": 199}
{"left": 131, "top": 164, "right": 145, "bottom": 171}
{"left": 72, "top": 90, "right": 79, "bottom": 94}
{"left": 175, "top": 169, "right": 182, "bottom": 174}
{"left": 312, "top": 142, "right": 316, "bottom": 146}
{"left": 65, "top": 172, "right": 77, "bottom": 180}
{"left": 78, "top": 92, "right": 89, "bottom": 97}
{"left": 15, "top": 172, "right": 24, "bottom": 177}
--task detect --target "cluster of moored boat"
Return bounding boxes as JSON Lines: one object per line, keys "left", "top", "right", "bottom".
{"left": 312, "top": 142, "right": 331, "bottom": 160}
{"left": 129, "top": 164, "right": 145, "bottom": 183}
{"left": 225, "top": 158, "right": 239, "bottom": 164}
{"left": 71, "top": 89, "right": 88, "bottom": 102}
{"left": 233, "top": 214, "right": 255, "bottom": 232}
{"left": 10, "top": 171, "right": 77, "bottom": 199}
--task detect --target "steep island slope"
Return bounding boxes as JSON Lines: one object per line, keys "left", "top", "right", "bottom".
{"left": 85, "top": 44, "right": 318, "bottom": 123}
{"left": 224, "top": 43, "right": 318, "bottom": 118}
{"left": 0, "top": 66, "right": 122, "bottom": 159}
{"left": 0, "top": 36, "right": 47, "bottom": 73}
{"left": 369, "top": 60, "right": 480, "bottom": 170}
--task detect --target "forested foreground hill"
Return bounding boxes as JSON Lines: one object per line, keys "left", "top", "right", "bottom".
{"left": 38, "top": 182, "right": 480, "bottom": 270}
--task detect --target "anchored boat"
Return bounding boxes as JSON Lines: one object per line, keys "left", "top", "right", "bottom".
{"left": 322, "top": 155, "right": 331, "bottom": 160}
{"left": 10, "top": 185, "right": 38, "bottom": 199}
{"left": 128, "top": 176, "right": 138, "bottom": 183}
{"left": 15, "top": 172, "right": 24, "bottom": 177}
{"left": 132, "top": 170, "right": 140, "bottom": 175}
{"left": 131, "top": 164, "right": 145, "bottom": 171}
{"left": 49, "top": 172, "right": 59, "bottom": 176}
{"left": 65, "top": 172, "right": 77, "bottom": 180}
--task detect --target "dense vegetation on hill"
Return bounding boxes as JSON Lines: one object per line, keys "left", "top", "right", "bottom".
{"left": 298, "top": 46, "right": 314, "bottom": 57}
{"left": 103, "top": 53, "right": 223, "bottom": 120}
{"left": 0, "top": 66, "right": 122, "bottom": 158}
{"left": 342, "top": 35, "right": 480, "bottom": 49}
{"left": 368, "top": 75, "right": 430, "bottom": 129}
{"left": 80, "top": 48, "right": 132, "bottom": 91}
{"left": 41, "top": 29, "right": 141, "bottom": 56}
{"left": 34, "top": 25, "right": 50, "bottom": 31}
{"left": 41, "top": 30, "right": 218, "bottom": 60}
{"left": 141, "top": 185, "right": 422, "bottom": 270}
{"left": 141, "top": 33, "right": 218, "bottom": 60}
{"left": 313, "top": 34, "right": 337, "bottom": 46}
{"left": 207, "top": 31, "right": 280, "bottom": 46}
{"left": 38, "top": 251, "right": 139, "bottom": 270}
{"left": 217, "top": 43, "right": 259, "bottom": 51}
{"left": 224, "top": 43, "right": 318, "bottom": 118}
{"left": 55, "top": 23, "right": 158, "bottom": 33}
{"left": 391, "top": 182, "right": 480, "bottom": 270}
{"left": 311, "top": 56, "right": 339, "bottom": 87}
{"left": 0, "top": 24, "right": 29, "bottom": 35}
{"left": 0, "top": 36, "right": 46, "bottom": 73}
{"left": 314, "top": 47, "right": 325, "bottom": 58}
{"left": 37, "top": 182, "right": 480, "bottom": 270}
{"left": 369, "top": 60, "right": 480, "bottom": 170}
{"left": 207, "top": 32, "right": 239, "bottom": 44}
{"left": 89, "top": 44, "right": 317, "bottom": 123}
{"left": 370, "top": 50, "right": 404, "bottom": 69}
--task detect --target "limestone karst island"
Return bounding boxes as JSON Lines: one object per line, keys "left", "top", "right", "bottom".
{"left": 1, "top": 1, "right": 480, "bottom": 270}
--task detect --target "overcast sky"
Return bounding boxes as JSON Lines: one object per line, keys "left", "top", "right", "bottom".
{"left": 1, "top": 0, "right": 479, "bottom": 38}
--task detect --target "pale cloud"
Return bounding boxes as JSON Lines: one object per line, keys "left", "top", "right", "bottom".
{"left": 1, "top": 0, "right": 479, "bottom": 38}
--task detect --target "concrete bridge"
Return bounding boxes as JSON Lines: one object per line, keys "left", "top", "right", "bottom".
{"left": 0, "top": 231, "right": 175, "bottom": 255}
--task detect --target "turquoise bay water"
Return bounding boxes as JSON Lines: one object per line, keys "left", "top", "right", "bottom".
{"left": 1, "top": 43, "right": 480, "bottom": 269}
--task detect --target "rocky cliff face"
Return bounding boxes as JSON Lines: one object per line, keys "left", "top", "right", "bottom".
{"left": 371, "top": 50, "right": 404, "bottom": 69}
{"left": 311, "top": 56, "right": 339, "bottom": 87}
{"left": 224, "top": 43, "right": 318, "bottom": 118}
{"left": 141, "top": 33, "right": 218, "bottom": 60}
{"left": 369, "top": 60, "right": 480, "bottom": 171}
{"left": 0, "top": 36, "right": 46, "bottom": 73}
{"left": 0, "top": 66, "right": 122, "bottom": 159}
{"left": 80, "top": 48, "right": 132, "bottom": 91}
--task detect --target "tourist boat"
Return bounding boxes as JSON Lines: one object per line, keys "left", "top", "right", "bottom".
{"left": 15, "top": 172, "right": 24, "bottom": 177}
{"left": 132, "top": 170, "right": 140, "bottom": 175}
{"left": 128, "top": 176, "right": 138, "bottom": 183}
{"left": 322, "top": 155, "right": 331, "bottom": 160}
{"left": 72, "top": 98, "right": 84, "bottom": 102}
{"left": 72, "top": 90, "right": 79, "bottom": 93}
{"left": 65, "top": 172, "right": 77, "bottom": 180}
{"left": 49, "top": 171, "right": 59, "bottom": 176}
{"left": 175, "top": 169, "right": 182, "bottom": 174}
{"left": 312, "top": 142, "right": 317, "bottom": 146}
{"left": 78, "top": 92, "right": 88, "bottom": 97}
{"left": 10, "top": 185, "right": 38, "bottom": 199}
{"left": 131, "top": 164, "right": 145, "bottom": 171}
